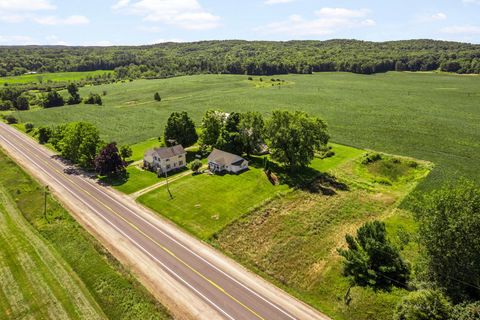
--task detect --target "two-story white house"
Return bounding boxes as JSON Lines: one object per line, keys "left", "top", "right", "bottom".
{"left": 144, "top": 145, "right": 186, "bottom": 175}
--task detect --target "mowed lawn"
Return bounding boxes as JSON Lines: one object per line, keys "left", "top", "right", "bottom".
{"left": 100, "top": 165, "right": 160, "bottom": 194}
{"left": 0, "top": 188, "right": 105, "bottom": 320}
{"left": 137, "top": 143, "right": 362, "bottom": 239}
{"left": 15, "top": 72, "right": 480, "bottom": 194}
{"left": 138, "top": 167, "right": 290, "bottom": 239}
{"left": 0, "top": 70, "right": 114, "bottom": 85}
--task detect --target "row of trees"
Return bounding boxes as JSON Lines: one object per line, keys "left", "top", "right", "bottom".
{"left": 163, "top": 109, "right": 329, "bottom": 170}
{"left": 0, "top": 84, "right": 103, "bottom": 111}
{"left": 339, "top": 180, "right": 480, "bottom": 319}
{"left": 37, "top": 122, "right": 131, "bottom": 177}
{"left": 43, "top": 84, "right": 103, "bottom": 108}
{"left": 1, "top": 40, "right": 479, "bottom": 77}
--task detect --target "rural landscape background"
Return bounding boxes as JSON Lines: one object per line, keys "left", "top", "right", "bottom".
{"left": 1, "top": 1, "right": 480, "bottom": 320}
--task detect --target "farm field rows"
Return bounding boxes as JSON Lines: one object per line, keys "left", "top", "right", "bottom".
{"left": 0, "top": 149, "right": 171, "bottom": 320}
{"left": 15, "top": 72, "right": 480, "bottom": 194}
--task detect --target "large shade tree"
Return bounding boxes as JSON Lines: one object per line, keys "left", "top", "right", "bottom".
{"left": 199, "top": 110, "right": 226, "bottom": 149}
{"left": 265, "top": 110, "right": 329, "bottom": 169}
{"left": 164, "top": 111, "right": 198, "bottom": 147}
{"left": 52, "top": 122, "right": 102, "bottom": 168}
{"left": 238, "top": 111, "right": 265, "bottom": 156}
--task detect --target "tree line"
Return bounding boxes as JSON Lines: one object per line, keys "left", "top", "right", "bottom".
{"left": 163, "top": 109, "right": 329, "bottom": 170}
{"left": 1, "top": 39, "right": 479, "bottom": 78}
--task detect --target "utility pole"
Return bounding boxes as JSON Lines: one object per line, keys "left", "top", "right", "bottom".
{"left": 44, "top": 185, "right": 49, "bottom": 223}
{"left": 164, "top": 171, "right": 173, "bottom": 199}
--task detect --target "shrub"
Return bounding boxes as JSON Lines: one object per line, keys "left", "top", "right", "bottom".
{"left": 406, "top": 160, "right": 419, "bottom": 168}
{"left": 394, "top": 289, "right": 452, "bottom": 320}
{"left": 25, "top": 122, "right": 34, "bottom": 133}
{"left": 362, "top": 152, "right": 382, "bottom": 164}
{"left": 4, "top": 115, "right": 18, "bottom": 124}
{"left": 119, "top": 145, "right": 133, "bottom": 160}
{"left": 451, "top": 301, "right": 480, "bottom": 320}
{"left": 189, "top": 159, "right": 203, "bottom": 173}
{"left": 154, "top": 92, "right": 161, "bottom": 101}
{"left": 247, "top": 77, "right": 253, "bottom": 81}
{"left": 0, "top": 100, "right": 13, "bottom": 111}
{"left": 37, "top": 126, "right": 52, "bottom": 144}
{"left": 84, "top": 93, "right": 102, "bottom": 105}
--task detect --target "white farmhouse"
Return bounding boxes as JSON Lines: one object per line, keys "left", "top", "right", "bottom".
{"left": 207, "top": 149, "right": 248, "bottom": 174}
{"left": 144, "top": 145, "right": 186, "bottom": 175}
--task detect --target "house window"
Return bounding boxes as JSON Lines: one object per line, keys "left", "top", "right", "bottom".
{"left": 179, "top": 161, "right": 183, "bottom": 166}
{"left": 166, "top": 158, "right": 170, "bottom": 162}
{"left": 166, "top": 164, "right": 171, "bottom": 170}
{"left": 178, "top": 155, "right": 182, "bottom": 158}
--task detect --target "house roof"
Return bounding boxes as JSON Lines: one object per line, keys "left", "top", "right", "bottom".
{"left": 145, "top": 145, "right": 185, "bottom": 162}
{"left": 208, "top": 149, "right": 245, "bottom": 166}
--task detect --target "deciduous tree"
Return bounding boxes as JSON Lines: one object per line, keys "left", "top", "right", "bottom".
{"left": 265, "top": 110, "right": 329, "bottom": 169}
{"left": 239, "top": 111, "right": 265, "bottom": 156}
{"left": 164, "top": 111, "right": 198, "bottom": 147}
{"left": 338, "top": 220, "right": 410, "bottom": 290}
{"left": 199, "top": 110, "right": 226, "bottom": 149}
{"left": 95, "top": 142, "right": 126, "bottom": 177}
{"left": 414, "top": 180, "right": 480, "bottom": 302}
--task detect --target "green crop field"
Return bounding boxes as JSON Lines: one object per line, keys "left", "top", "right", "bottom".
{"left": 0, "top": 70, "right": 114, "bottom": 85}
{"left": 0, "top": 149, "right": 171, "bottom": 320}
{"left": 15, "top": 72, "right": 480, "bottom": 194}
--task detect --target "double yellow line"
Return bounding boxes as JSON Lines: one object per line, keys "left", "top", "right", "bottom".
{"left": 3, "top": 128, "right": 266, "bottom": 320}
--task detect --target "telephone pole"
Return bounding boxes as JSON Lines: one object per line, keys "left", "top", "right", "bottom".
{"left": 164, "top": 171, "right": 173, "bottom": 199}
{"left": 44, "top": 185, "right": 49, "bottom": 223}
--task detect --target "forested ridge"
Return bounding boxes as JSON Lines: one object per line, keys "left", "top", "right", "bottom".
{"left": 1, "top": 39, "right": 480, "bottom": 77}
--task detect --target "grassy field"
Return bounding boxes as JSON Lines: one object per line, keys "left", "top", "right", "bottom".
{"left": 14, "top": 72, "right": 480, "bottom": 194}
{"left": 138, "top": 165, "right": 291, "bottom": 239}
{"left": 213, "top": 152, "right": 431, "bottom": 320}
{"left": 0, "top": 71, "right": 114, "bottom": 85}
{"left": 0, "top": 187, "right": 105, "bottom": 320}
{"left": 0, "top": 149, "right": 171, "bottom": 320}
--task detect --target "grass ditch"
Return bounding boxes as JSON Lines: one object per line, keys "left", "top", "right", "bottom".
{"left": 0, "top": 149, "right": 171, "bottom": 320}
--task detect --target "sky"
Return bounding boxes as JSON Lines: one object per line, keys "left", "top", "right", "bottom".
{"left": 1, "top": 0, "right": 480, "bottom": 46}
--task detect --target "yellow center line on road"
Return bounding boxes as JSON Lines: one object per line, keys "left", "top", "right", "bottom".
{"left": 4, "top": 130, "right": 266, "bottom": 320}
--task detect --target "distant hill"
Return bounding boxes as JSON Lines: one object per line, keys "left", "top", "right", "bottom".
{"left": 0, "top": 39, "right": 479, "bottom": 77}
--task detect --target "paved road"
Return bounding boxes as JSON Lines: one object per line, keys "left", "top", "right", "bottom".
{"left": 0, "top": 123, "right": 328, "bottom": 320}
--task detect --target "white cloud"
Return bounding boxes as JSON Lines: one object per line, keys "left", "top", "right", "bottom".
{"left": 113, "top": 0, "right": 221, "bottom": 30}
{"left": 34, "top": 15, "right": 90, "bottom": 25}
{"left": 462, "top": 0, "right": 480, "bottom": 4}
{"left": 256, "top": 7, "right": 375, "bottom": 36}
{"left": 441, "top": 25, "right": 480, "bottom": 34}
{"left": 0, "top": 35, "right": 36, "bottom": 45}
{"left": 0, "top": 0, "right": 55, "bottom": 11}
{"left": 416, "top": 12, "right": 447, "bottom": 23}
{"left": 265, "top": 0, "right": 295, "bottom": 5}
{"left": 315, "top": 7, "right": 370, "bottom": 19}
